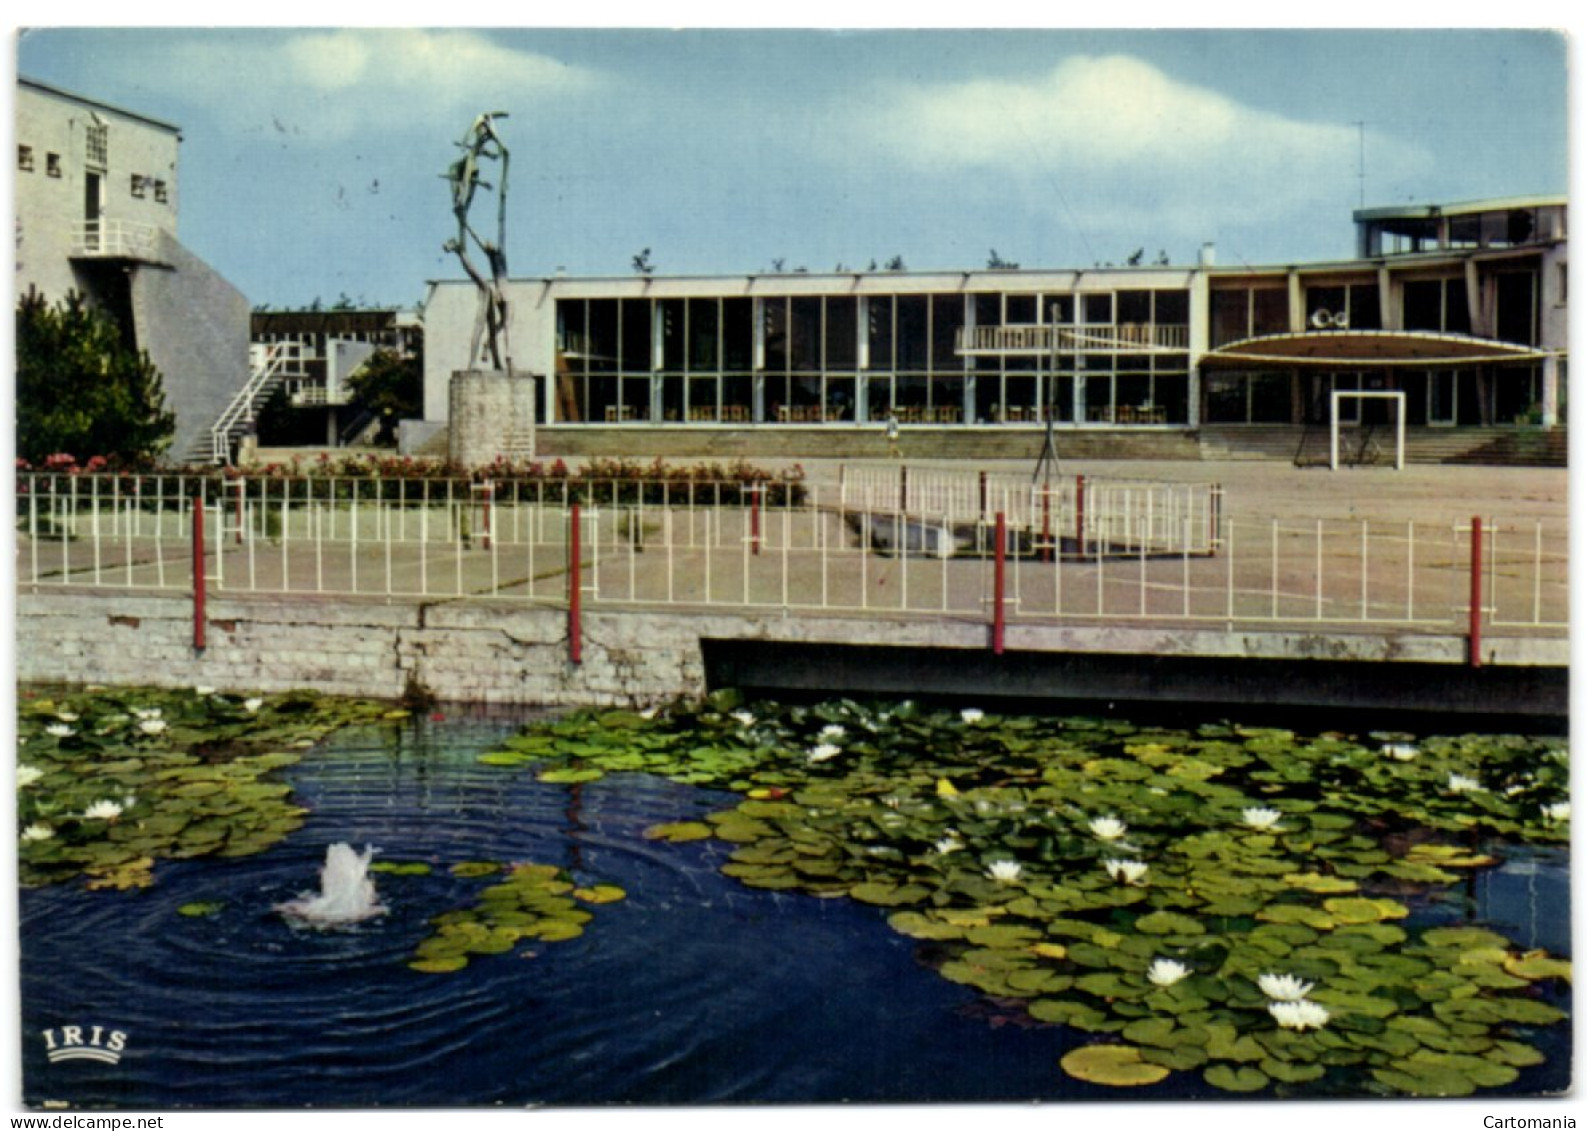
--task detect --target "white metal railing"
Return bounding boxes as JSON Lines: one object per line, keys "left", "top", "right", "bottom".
{"left": 289, "top": 383, "right": 353, "bottom": 407}
{"left": 209, "top": 343, "right": 305, "bottom": 463}
{"left": 13, "top": 473, "right": 1566, "bottom": 640}
{"left": 70, "top": 219, "right": 164, "bottom": 260}
{"left": 957, "top": 323, "right": 1190, "bottom": 355}
{"left": 838, "top": 467, "right": 1220, "bottom": 555}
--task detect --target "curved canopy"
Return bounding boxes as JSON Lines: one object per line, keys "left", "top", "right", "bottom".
{"left": 1204, "top": 330, "right": 1552, "bottom": 368}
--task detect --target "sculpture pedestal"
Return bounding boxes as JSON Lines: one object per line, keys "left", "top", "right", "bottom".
{"left": 448, "top": 369, "right": 537, "bottom": 467}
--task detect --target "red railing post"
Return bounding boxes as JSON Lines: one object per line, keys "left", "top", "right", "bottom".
{"left": 750, "top": 482, "right": 762, "bottom": 556}
{"left": 568, "top": 502, "right": 583, "bottom": 665}
{"left": 1075, "top": 474, "right": 1087, "bottom": 553}
{"left": 992, "top": 511, "right": 1007, "bottom": 655}
{"left": 978, "top": 469, "right": 988, "bottom": 521}
{"left": 1469, "top": 516, "right": 1484, "bottom": 669}
{"left": 192, "top": 491, "right": 207, "bottom": 651}
{"left": 899, "top": 464, "right": 909, "bottom": 513}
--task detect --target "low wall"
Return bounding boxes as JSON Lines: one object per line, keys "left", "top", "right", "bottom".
{"left": 14, "top": 590, "right": 1568, "bottom": 721}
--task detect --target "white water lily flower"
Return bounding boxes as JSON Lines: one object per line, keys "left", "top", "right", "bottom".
{"left": 1446, "top": 773, "right": 1483, "bottom": 794}
{"left": 1089, "top": 817, "right": 1128, "bottom": 841}
{"left": 16, "top": 765, "right": 45, "bottom": 789}
{"left": 1380, "top": 743, "right": 1419, "bottom": 761}
{"left": 1269, "top": 1000, "right": 1331, "bottom": 1031}
{"left": 44, "top": 724, "right": 74, "bottom": 739}
{"left": 80, "top": 799, "right": 124, "bottom": 822}
{"left": 818, "top": 724, "right": 846, "bottom": 741}
{"left": 960, "top": 708, "right": 985, "bottom": 724}
{"left": 55, "top": 712, "right": 78, "bottom": 722}
{"left": 1104, "top": 859, "right": 1150, "bottom": 886}
{"left": 21, "top": 824, "right": 55, "bottom": 842}
{"left": 132, "top": 707, "right": 162, "bottom": 720}
{"left": 1257, "top": 973, "right": 1315, "bottom": 1001}
{"left": 807, "top": 744, "right": 842, "bottom": 764}
{"left": 194, "top": 686, "right": 216, "bottom": 696}
{"left": 986, "top": 860, "right": 1023, "bottom": 884}
{"left": 935, "top": 836, "right": 965, "bottom": 855}
{"left": 1241, "top": 807, "right": 1283, "bottom": 831}
{"left": 244, "top": 698, "right": 264, "bottom": 713}
{"left": 1146, "top": 958, "right": 1191, "bottom": 987}
{"left": 730, "top": 710, "right": 756, "bottom": 727}
{"left": 139, "top": 719, "right": 168, "bottom": 736}
{"left": 1542, "top": 802, "right": 1571, "bottom": 823}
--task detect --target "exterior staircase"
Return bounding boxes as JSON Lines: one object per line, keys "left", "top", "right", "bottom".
{"left": 1197, "top": 425, "right": 1567, "bottom": 467}
{"left": 191, "top": 342, "right": 303, "bottom": 464}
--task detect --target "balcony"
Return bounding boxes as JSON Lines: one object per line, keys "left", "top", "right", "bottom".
{"left": 70, "top": 219, "right": 167, "bottom": 263}
{"left": 957, "top": 323, "right": 1190, "bottom": 356}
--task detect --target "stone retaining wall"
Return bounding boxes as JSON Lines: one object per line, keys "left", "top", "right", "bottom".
{"left": 14, "top": 590, "right": 1567, "bottom": 717}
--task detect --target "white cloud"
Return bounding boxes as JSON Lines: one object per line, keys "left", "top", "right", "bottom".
{"left": 852, "top": 54, "right": 1432, "bottom": 229}
{"left": 139, "top": 30, "right": 603, "bottom": 140}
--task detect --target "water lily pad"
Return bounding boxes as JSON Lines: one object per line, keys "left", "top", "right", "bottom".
{"left": 1502, "top": 951, "right": 1571, "bottom": 982}
{"left": 1060, "top": 1045, "right": 1171, "bottom": 1086}
{"left": 537, "top": 767, "right": 605, "bottom": 784}
{"left": 1372, "top": 1051, "right": 1518, "bottom": 1096}
{"left": 1202, "top": 1063, "right": 1269, "bottom": 1092}
{"left": 1282, "top": 872, "right": 1358, "bottom": 893}
{"left": 1133, "top": 910, "right": 1205, "bottom": 936}
{"left": 177, "top": 900, "right": 225, "bottom": 917}
{"left": 450, "top": 861, "right": 502, "bottom": 878}
{"left": 1322, "top": 897, "right": 1408, "bottom": 924}
{"left": 370, "top": 861, "right": 433, "bottom": 876}
{"left": 643, "top": 821, "right": 713, "bottom": 842}
{"left": 1028, "top": 998, "right": 1115, "bottom": 1031}
{"left": 572, "top": 884, "right": 627, "bottom": 904}
{"left": 409, "top": 956, "right": 469, "bottom": 974}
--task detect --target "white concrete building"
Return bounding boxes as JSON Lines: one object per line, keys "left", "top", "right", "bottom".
{"left": 420, "top": 195, "right": 1565, "bottom": 462}
{"left": 16, "top": 76, "right": 253, "bottom": 463}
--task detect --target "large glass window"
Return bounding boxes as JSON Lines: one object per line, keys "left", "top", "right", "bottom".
{"left": 1251, "top": 289, "right": 1288, "bottom": 337}
{"left": 659, "top": 299, "right": 685, "bottom": 371}
{"left": 931, "top": 294, "right": 964, "bottom": 372}
{"left": 896, "top": 296, "right": 929, "bottom": 371}
{"left": 1116, "top": 290, "right": 1152, "bottom": 325}
{"left": 866, "top": 297, "right": 894, "bottom": 370}
{"left": 1496, "top": 272, "right": 1538, "bottom": 345}
{"left": 688, "top": 298, "right": 719, "bottom": 372}
{"left": 1210, "top": 291, "right": 1249, "bottom": 347}
{"left": 621, "top": 300, "right": 650, "bottom": 371}
{"left": 723, "top": 298, "right": 753, "bottom": 371}
{"left": 763, "top": 298, "right": 788, "bottom": 374}
{"left": 1153, "top": 290, "right": 1189, "bottom": 326}
{"left": 558, "top": 300, "right": 588, "bottom": 374}
{"left": 1082, "top": 293, "right": 1114, "bottom": 325}
{"left": 790, "top": 297, "right": 821, "bottom": 372}
{"left": 825, "top": 297, "right": 857, "bottom": 370}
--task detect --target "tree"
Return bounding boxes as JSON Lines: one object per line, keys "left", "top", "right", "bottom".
{"left": 987, "top": 249, "right": 1020, "bottom": 270}
{"left": 631, "top": 248, "right": 655, "bottom": 275}
{"left": 344, "top": 347, "right": 423, "bottom": 445}
{"left": 15, "top": 288, "right": 175, "bottom": 465}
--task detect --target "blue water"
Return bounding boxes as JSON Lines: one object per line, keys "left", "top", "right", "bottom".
{"left": 17, "top": 713, "right": 1572, "bottom": 1108}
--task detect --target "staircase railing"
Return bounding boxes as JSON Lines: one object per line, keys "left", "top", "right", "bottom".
{"left": 208, "top": 342, "right": 302, "bottom": 464}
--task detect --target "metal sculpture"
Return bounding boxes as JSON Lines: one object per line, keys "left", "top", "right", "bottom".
{"left": 444, "top": 112, "right": 512, "bottom": 370}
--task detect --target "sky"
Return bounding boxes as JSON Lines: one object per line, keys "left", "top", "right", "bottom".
{"left": 11, "top": 26, "right": 1571, "bottom": 311}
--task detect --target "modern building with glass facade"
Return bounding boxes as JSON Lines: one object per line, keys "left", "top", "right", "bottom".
{"left": 420, "top": 195, "right": 1565, "bottom": 453}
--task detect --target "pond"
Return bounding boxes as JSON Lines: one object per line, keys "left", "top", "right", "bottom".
{"left": 15, "top": 690, "right": 1572, "bottom": 1108}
